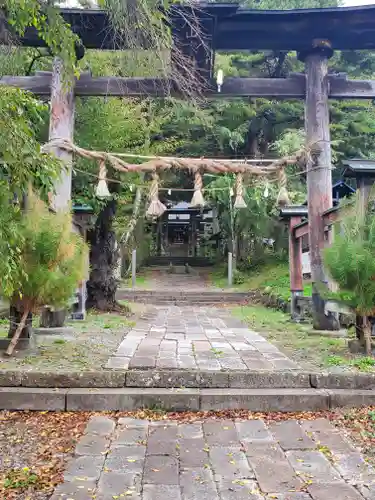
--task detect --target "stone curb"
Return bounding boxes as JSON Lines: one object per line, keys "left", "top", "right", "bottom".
{"left": 0, "top": 369, "right": 375, "bottom": 391}
{"left": 1, "top": 369, "right": 375, "bottom": 390}
{"left": 0, "top": 387, "right": 375, "bottom": 411}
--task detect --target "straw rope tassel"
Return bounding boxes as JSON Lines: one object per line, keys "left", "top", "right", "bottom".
{"left": 234, "top": 173, "right": 247, "bottom": 208}
{"left": 95, "top": 160, "right": 111, "bottom": 198}
{"left": 276, "top": 166, "right": 290, "bottom": 207}
{"left": 190, "top": 169, "right": 205, "bottom": 207}
{"left": 146, "top": 172, "right": 166, "bottom": 218}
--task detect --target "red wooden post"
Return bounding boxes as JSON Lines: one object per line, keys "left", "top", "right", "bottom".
{"left": 289, "top": 216, "right": 303, "bottom": 319}
{"left": 299, "top": 42, "right": 338, "bottom": 330}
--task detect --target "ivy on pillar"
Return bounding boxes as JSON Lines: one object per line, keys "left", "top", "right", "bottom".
{"left": 298, "top": 40, "right": 338, "bottom": 331}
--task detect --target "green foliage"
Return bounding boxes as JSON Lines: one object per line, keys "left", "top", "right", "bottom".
{"left": 0, "top": 87, "right": 60, "bottom": 199}
{"left": 0, "top": 191, "right": 88, "bottom": 311}
{"left": 324, "top": 194, "right": 375, "bottom": 315}
{"left": 233, "top": 269, "right": 245, "bottom": 285}
{"left": 3, "top": 0, "right": 79, "bottom": 75}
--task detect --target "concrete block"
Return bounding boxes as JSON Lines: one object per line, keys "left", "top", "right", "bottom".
{"left": 21, "top": 370, "right": 126, "bottom": 388}
{"left": 200, "top": 389, "right": 330, "bottom": 412}
{"left": 329, "top": 389, "right": 375, "bottom": 408}
{"left": 311, "top": 372, "right": 375, "bottom": 390}
{"left": 0, "top": 387, "right": 66, "bottom": 410}
{"left": 0, "top": 370, "right": 22, "bottom": 386}
{"left": 126, "top": 369, "right": 229, "bottom": 388}
{"left": 66, "top": 388, "right": 200, "bottom": 411}
{"left": 228, "top": 371, "right": 310, "bottom": 389}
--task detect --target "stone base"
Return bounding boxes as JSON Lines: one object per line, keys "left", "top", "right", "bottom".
{"left": 0, "top": 387, "right": 374, "bottom": 411}
{"left": 33, "top": 327, "right": 74, "bottom": 336}
{"left": 0, "top": 336, "right": 35, "bottom": 351}
{"left": 348, "top": 338, "right": 374, "bottom": 354}
{"left": 308, "top": 329, "right": 348, "bottom": 338}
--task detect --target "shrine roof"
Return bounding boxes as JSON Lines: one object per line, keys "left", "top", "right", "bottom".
{"left": 12, "top": 3, "right": 375, "bottom": 52}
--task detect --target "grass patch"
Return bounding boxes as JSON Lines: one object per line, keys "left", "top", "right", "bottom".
{"left": 232, "top": 303, "right": 370, "bottom": 371}
{"left": 210, "top": 262, "right": 311, "bottom": 300}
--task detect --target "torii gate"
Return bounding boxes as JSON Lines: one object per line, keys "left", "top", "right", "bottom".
{"left": 2, "top": 3, "right": 375, "bottom": 330}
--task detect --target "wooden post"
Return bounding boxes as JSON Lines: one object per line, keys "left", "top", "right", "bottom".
{"left": 228, "top": 252, "right": 233, "bottom": 287}
{"left": 131, "top": 249, "right": 137, "bottom": 289}
{"left": 289, "top": 216, "right": 303, "bottom": 320}
{"left": 42, "top": 57, "right": 76, "bottom": 327}
{"left": 300, "top": 42, "right": 338, "bottom": 330}
{"left": 49, "top": 57, "right": 75, "bottom": 210}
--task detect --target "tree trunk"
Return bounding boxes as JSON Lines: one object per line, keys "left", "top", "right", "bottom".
{"left": 8, "top": 304, "right": 32, "bottom": 339}
{"left": 87, "top": 199, "right": 119, "bottom": 311}
{"left": 362, "top": 316, "right": 372, "bottom": 356}
{"left": 5, "top": 309, "right": 30, "bottom": 356}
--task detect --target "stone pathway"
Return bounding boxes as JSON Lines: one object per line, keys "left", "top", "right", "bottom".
{"left": 51, "top": 415, "right": 375, "bottom": 500}
{"left": 106, "top": 306, "right": 300, "bottom": 371}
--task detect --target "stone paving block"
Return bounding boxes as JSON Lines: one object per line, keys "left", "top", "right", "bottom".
{"left": 0, "top": 387, "right": 66, "bottom": 410}
{"left": 63, "top": 455, "right": 105, "bottom": 482}
{"left": 128, "top": 356, "right": 156, "bottom": 369}
{"left": 178, "top": 422, "right": 204, "bottom": 439}
{"left": 357, "top": 483, "right": 375, "bottom": 499}
{"left": 219, "top": 358, "right": 248, "bottom": 370}
{"left": 75, "top": 434, "right": 110, "bottom": 456}
{"left": 105, "top": 356, "right": 130, "bottom": 370}
{"left": 180, "top": 467, "right": 219, "bottom": 500}
{"left": 216, "top": 478, "right": 264, "bottom": 499}
{"left": 271, "top": 359, "right": 301, "bottom": 370}
{"left": 118, "top": 417, "right": 149, "bottom": 428}
{"left": 243, "top": 359, "right": 275, "bottom": 371}
{"left": 235, "top": 419, "right": 274, "bottom": 443}
{"left": 179, "top": 438, "right": 209, "bottom": 467}
{"left": 96, "top": 471, "right": 141, "bottom": 499}
{"left": 0, "top": 370, "right": 22, "bottom": 387}
{"left": 270, "top": 420, "right": 315, "bottom": 450}
{"left": 50, "top": 480, "right": 97, "bottom": 500}
{"left": 203, "top": 420, "right": 239, "bottom": 446}
{"left": 246, "top": 443, "right": 302, "bottom": 493}
{"left": 147, "top": 424, "right": 179, "bottom": 455}
{"left": 200, "top": 389, "right": 329, "bottom": 412}
{"left": 84, "top": 416, "right": 115, "bottom": 437}
{"left": 333, "top": 452, "right": 375, "bottom": 482}
{"left": 265, "top": 494, "right": 312, "bottom": 500}
{"left": 105, "top": 445, "right": 146, "bottom": 473}
{"left": 144, "top": 455, "right": 179, "bottom": 484}
{"left": 178, "top": 355, "right": 198, "bottom": 369}
{"left": 157, "top": 357, "right": 178, "bottom": 369}
{"left": 112, "top": 427, "right": 147, "bottom": 446}
{"left": 286, "top": 450, "right": 341, "bottom": 482}
{"left": 197, "top": 358, "right": 222, "bottom": 370}
{"left": 307, "top": 482, "right": 364, "bottom": 500}
{"left": 228, "top": 372, "right": 310, "bottom": 389}
{"left": 300, "top": 418, "right": 336, "bottom": 433}
{"left": 308, "top": 429, "right": 355, "bottom": 453}
{"left": 143, "top": 484, "right": 182, "bottom": 500}
{"left": 209, "top": 446, "right": 255, "bottom": 480}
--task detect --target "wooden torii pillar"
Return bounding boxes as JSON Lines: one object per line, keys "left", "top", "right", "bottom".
{"left": 280, "top": 206, "right": 307, "bottom": 320}
{"left": 298, "top": 41, "right": 337, "bottom": 330}
{"left": 40, "top": 57, "right": 78, "bottom": 327}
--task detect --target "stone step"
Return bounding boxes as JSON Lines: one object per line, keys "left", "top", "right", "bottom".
{"left": 3, "top": 369, "right": 375, "bottom": 390}
{"left": 117, "top": 289, "right": 252, "bottom": 304}
{"left": 1, "top": 387, "right": 375, "bottom": 411}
